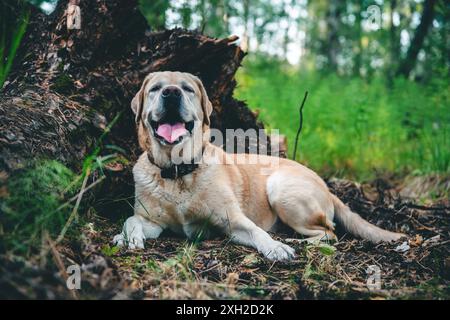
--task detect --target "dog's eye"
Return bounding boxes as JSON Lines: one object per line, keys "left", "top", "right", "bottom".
{"left": 149, "top": 85, "right": 161, "bottom": 92}
{"left": 182, "top": 85, "right": 194, "bottom": 93}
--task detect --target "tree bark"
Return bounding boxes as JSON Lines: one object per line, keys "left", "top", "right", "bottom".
{"left": 0, "top": 0, "right": 266, "bottom": 213}
{"left": 396, "top": 0, "right": 437, "bottom": 78}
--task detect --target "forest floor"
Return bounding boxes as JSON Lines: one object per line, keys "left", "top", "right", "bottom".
{"left": 1, "top": 176, "right": 449, "bottom": 300}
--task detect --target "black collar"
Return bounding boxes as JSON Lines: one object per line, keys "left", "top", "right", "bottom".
{"left": 147, "top": 153, "right": 199, "bottom": 180}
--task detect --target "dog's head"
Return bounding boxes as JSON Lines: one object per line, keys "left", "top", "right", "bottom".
{"left": 131, "top": 71, "right": 212, "bottom": 164}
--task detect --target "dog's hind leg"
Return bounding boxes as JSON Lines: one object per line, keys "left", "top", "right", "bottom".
{"left": 277, "top": 210, "right": 338, "bottom": 243}
{"left": 267, "top": 171, "right": 337, "bottom": 243}
{"left": 113, "top": 215, "right": 163, "bottom": 249}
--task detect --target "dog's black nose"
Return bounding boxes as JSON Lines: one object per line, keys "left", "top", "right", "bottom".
{"left": 162, "top": 86, "right": 181, "bottom": 98}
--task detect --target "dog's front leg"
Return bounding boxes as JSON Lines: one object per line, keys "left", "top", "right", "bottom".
{"left": 226, "top": 215, "right": 296, "bottom": 261}
{"left": 113, "top": 215, "right": 163, "bottom": 249}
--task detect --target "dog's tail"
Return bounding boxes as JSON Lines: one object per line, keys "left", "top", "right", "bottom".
{"left": 331, "top": 195, "right": 404, "bottom": 243}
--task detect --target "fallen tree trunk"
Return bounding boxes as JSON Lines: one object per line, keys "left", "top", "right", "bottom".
{"left": 0, "top": 0, "right": 266, "bottom": 214}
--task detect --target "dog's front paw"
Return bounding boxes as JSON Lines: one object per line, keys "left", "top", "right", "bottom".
{"left": 112, "top": 231, "right": 145, "bottom": 250}
{"left": 113, "top": 233, "right": 125, "bottom": 247}
{"left": 262, "top": 241, "right": 296, "bottom": 261}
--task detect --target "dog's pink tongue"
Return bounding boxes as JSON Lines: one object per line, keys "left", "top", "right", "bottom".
{"left": 156, "top": 123, "right": 187, "bottom": 143}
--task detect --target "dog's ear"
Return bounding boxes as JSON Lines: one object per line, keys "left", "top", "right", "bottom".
{"left": 131, "top": 73, "right": 154, "bottom": 123}
{"left": 191, "top": 74, "right": 213, "bottom": 126}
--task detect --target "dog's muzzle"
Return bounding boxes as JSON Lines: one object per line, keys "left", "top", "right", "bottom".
{"left": 149, "top": 86, "right": 194, "bottom": 145}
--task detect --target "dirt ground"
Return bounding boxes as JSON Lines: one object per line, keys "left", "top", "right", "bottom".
{"left": 1, "top": 177, "right": 449, "bottom": 300}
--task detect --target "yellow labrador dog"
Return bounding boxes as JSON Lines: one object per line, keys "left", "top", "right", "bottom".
{"left": 113, "top": 71, "right": 404, "bottom": 261}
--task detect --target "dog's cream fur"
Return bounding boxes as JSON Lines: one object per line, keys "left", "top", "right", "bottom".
{"left": 113, "top": 71, "right": 405, "bottom": 261}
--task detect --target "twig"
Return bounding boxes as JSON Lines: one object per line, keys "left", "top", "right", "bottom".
{"left": 45, "top": 231, "right": 79, "bottom": 300}
{"left": 292, "top": 91, "right": 308, "bottom": 161}
{"left": 406, "top": 203, "right": 450, "bottom": 211}
{"left": 56, "top": 175, "right": 105, "bottom": 212}
{"left": 197, "top": 262, "right": 222, "bottom": 275}
{"left": 56, "top": 168, "right": 90, "bottom": 244}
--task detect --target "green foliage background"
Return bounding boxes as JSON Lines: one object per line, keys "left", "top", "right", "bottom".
{"left": 235, "top": 57, "right": 449, "bottom": 180}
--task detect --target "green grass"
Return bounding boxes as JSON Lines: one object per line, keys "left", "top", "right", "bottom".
{"left": 235, "top": 57, "right": 450, "bottom": 180}
{"left": 0, "top": 4, "right": 29, "bottom": 88}
{"left": 1, "top": 160, "right": 78, "bottom": 255}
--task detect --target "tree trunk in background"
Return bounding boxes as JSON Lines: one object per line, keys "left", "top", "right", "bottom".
{"left": 325, "top": 1, "right": 343, "bottom": 72}
{"left": 221, "top": 0, "right": 230, "bottom": 36}
{"left": 439, "top": 2, "right": 449, "bottom": 73}
{"left": 198, "top": 0, "right": 207, "bottom": 32}
{"left": 139, "top": 0, "right": 169, "bottom": 30}
{"left": 396, "top": 0, "right": 437, "bottom": 78}
{"left": 283, "top": 22, "right": 289, "bottom": 60}
{"left": 241, "top": 0, "right": 250, "bottom": 52}
{"left": 353, "top": 0, "right": 362, "bottom": 77}
{"left": 0, "top": 0, "right": 266, "bottom": 216}
{"left": 387, "top": 0, "right": 400, "bottom": 86}
{"left": 180, "top": 3, "right": 192, "bottom": 28}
